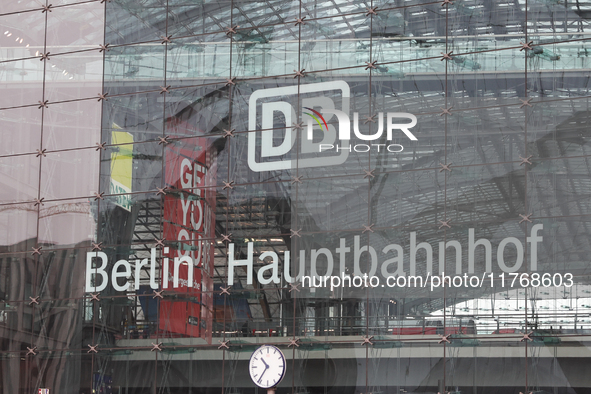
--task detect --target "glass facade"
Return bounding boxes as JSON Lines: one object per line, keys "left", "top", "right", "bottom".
{"left": 2, "top": 0, "right": 591, "bottom": 393}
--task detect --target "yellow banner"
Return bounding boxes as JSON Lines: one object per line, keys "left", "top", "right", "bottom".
{"left": 110, "top": 125, "right": 133, "bottom": 211}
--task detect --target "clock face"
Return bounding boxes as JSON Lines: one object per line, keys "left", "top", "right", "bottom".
{"left": 248, "top": 345, "right": 286, "bottom": 389}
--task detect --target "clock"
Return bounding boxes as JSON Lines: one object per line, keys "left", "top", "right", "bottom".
{"left": 248, "top": 345, "right": 286, "bottom": 389}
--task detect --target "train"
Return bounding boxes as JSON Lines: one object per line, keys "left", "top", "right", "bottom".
{"left": 391, "top": 318, "right": 477, "bottom": 335}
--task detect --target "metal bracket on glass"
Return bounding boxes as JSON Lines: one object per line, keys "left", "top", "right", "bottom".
{"left": 160, "top": 85, "right": 171, "bottom": 94}
{"left": 34, "top": 198, "right": 45, "bottom": 207}
{"left": 92, "top": 242, "right": 103, "bottom": 251}
{"left": 520, "top": 41, "right": 533, "bottom": 51}
{"left": 90, "top": 293, "right": 100, "bottom": 302}
{"left": 153, "top": 290, "right": 164, "bottom": 299}
{"left": 519, "top": 213, "right": 533, "bottom": 223}
{"left": 289, "top": 282, "right": 301, "bottom": 293}
{"left": 365, "top": 6, "right": 378, "bottom": 16}
{"left": 520, "top": 331, "right": 533, "bottom": 342}
{"left": 156, "top": 187, "right": 168, "bottom": 196}
{"left": 218, "top": 340, "right": 230, "bottom": 350}
{"left": 99, "top": 44, "right": 110, "bottom": 53}
{"left": 519, "top": 98, "right": 533, "bottom": 108}
{"left": 220, "top": 233, "right": 232, "bottom": 242}
{"left": 31, "top": 246, "right": 43, "bottom": 256}
{"left": 292, "top": 121, "right": 304, "bottom": 131}
{"left": 438, "top": 334, "right": 451, "bottom": 344}
{"left": 160, "top": 35, "right": 172, "bottom": 44}
{"left": 155, "top": 238, "right": 166, "bottom": 248}
{"left": 39, "top": 52, "right": 50, "bottom": 61}
{"left": 439, "top": 106, "right": 453, "bottom": 116}
{"left": 97, "top": 92, "right": 109, "bottom": 101}
{"left": 288, "top": 338, "right": 300, "bottom": 347}
{"left": 440, "top": 51, "right": 453, "bottom": 61}
{"left": 157, "top": 136, "right": 171, "bottom": 145}
{"left": 225, "top": 77, "right": 236, "bottom": 87}
{"left": 362, "top": 224, "right": 375, "bottom": 233}
{"left": 95, "top": 142, "right": 107, "bottom": 151}
{"left": 438, "top": 220, "right": 452, "bottom": 229}
{"left": 222, "top": 181, "right": 235, "bottom": 190}
{"left": 223, "top": 128, "right": 235, "bottom": 138}
{"left": 29, "top": 296, "right": 40, "bottom": 306}
{"left": 26, "top": 346, "right": 37, "bottom": 356}
{"left": 290, "top": 228, "right": 302, "bottom": 238}
{"left": 291, "top": 175, "right": 303, "bottom": 184}
{"left": 293, "top": 69, "right": 306, "bottom": 78}
{"left": 361, "top": 336, "right": 374, "bottom": 346}
{"left": 363, "top": 169, "right": 375, "bottom": 179}
{"left": 87, "top": 344, "right": 99, "bottom": 353}
{"left": 519, "top": 155, "right": 533, "bottom": 166}
{"left": 151, "top": 342, "right": 163, "bottom": 352}
{"left": 94, "top": 192, "right": 105, "bottom": 201}
{"left": 365, "top": 60, "right": 377, "bottom": 70}
{"left": 225, "top": 25, "right": 239, "bottom": 37}
{"left": 38, "top": 100, "right": 48, "bottom": 109}
{"left": 42, "top": 4, "right": 52, "bottom": 13}
{"left": 294, "top": 16, "right": 306, "bottom": 26}
{"left": 36, "top": 149, "right": 47, "bottom": 157}
{"left": 219, "top": 286, "right": 231, "bottom": 296}
{"left": 441, "top": 0, "right": 453, "bottom": 6}
{"left": 439, "top": 162, "right": 452, "bottom": 172}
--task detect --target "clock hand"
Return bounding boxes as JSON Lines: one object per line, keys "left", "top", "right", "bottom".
{"left": 261, "top": 358, "right": 269, "bottom": 369}
{"left": 258, "top": 366, "right": 267, "bottom": 383}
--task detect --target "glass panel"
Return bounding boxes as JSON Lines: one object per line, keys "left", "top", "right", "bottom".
{"left": 40, "top": 148, "right": 99, "bottom": 200}
{"left": 91, "top": 346, "right": 157, "bottom": 394}
{"left": 528, "top": 97, "right": 591, "bottom": 161}
{"left": 99, "top": 140, "right": 162, "bottom": 195}
{"left": 43, "top": 99, "right": 102, "bottom": 151}
{"left": 0, "top": 154, "right": 39, "bottom": 204}
{"left": 0, "top": 10, "right": 46, "bottom": 62}
{"left": 0, "top": 106, "right": 41, "bottom": 156}
{"left": 43, "top": 51, "right": 103, "bottom": 103}
{"left": 103, "top": 44, "right": 164, "bottom": 92}
{"left": 27, "top": 349, "right": 86, "bottom": 393}
{"left": 0, "top": 202, "right": 37, "bottom": 252}
{"left": 166, "top": 33, "right": 229, "bottom": 80}
{"left": 45, "top": 2, "right": 105, "bottom": 50}
{"left": 0, "top": 58, "right": 45, "bottom": 108}
{"left": 38, "top": 198, "right": 96, "bottom": 249}
{"left": 0, "top": 252, "right": 35, "bottom": 301}
{"left": 167, "top": 0, "right": 231, "bottom": 37}
{"left": 0, "top": 1, "right": 44, "bottom": 17}
{"left": 105, "top": 0, "right": 166, "bottom": 46}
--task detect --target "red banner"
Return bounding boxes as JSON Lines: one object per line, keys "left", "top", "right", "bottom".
{"left": 160, "top": 134, "right": 215, "bottom": 340}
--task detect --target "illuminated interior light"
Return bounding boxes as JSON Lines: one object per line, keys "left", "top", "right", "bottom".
{"left": 3, "top": 31, "right": 8, "bottom": 35}
{"left": 7, "top": 33, "right": 12, "bottom": 37}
